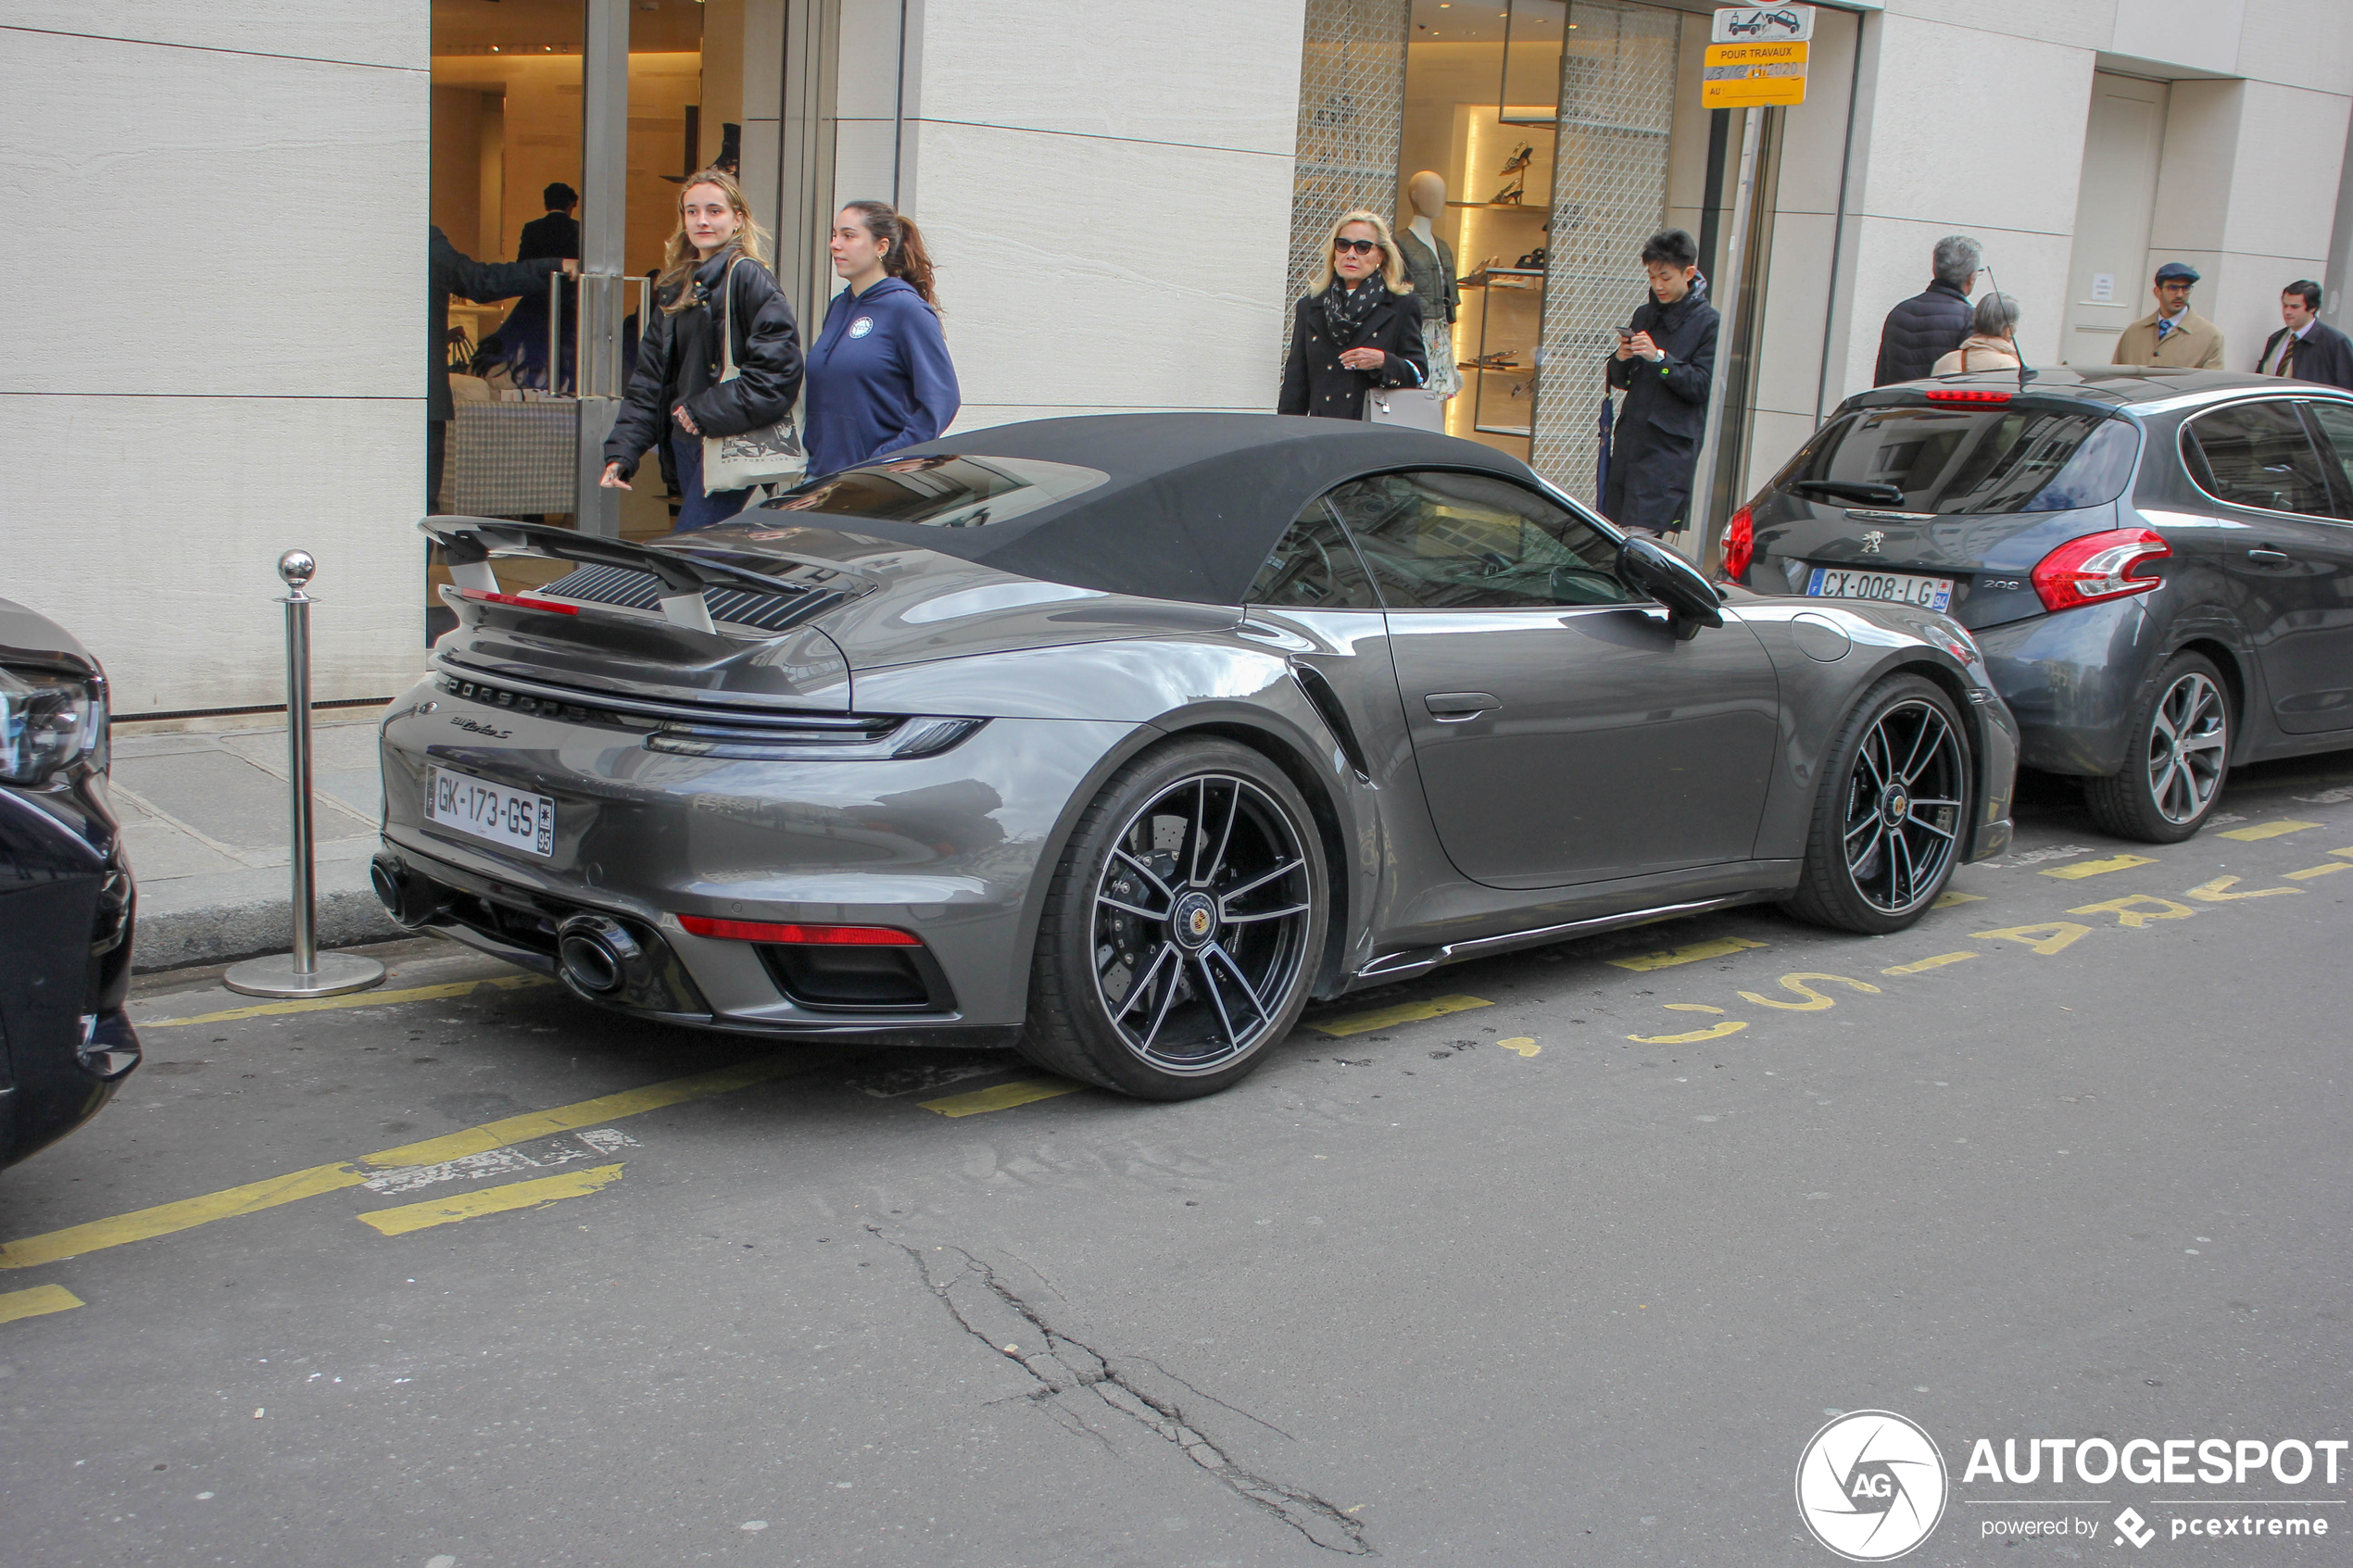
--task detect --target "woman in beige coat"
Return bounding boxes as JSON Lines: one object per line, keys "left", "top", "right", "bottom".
{"left": 1932, "top": 293, "right": 2021, "bottom": 374}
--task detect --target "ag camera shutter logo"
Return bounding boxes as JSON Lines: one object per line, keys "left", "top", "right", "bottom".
{"left": 1796, "top": 1410, "right": 1949, "bottom": 1561}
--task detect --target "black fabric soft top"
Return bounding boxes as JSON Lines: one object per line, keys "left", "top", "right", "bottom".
{"left": 738, "top": 413, "right": 1534, "bottom": 605}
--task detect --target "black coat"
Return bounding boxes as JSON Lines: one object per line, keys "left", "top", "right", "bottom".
{"left": 1874, "top": 279, "right": 1974, "bottom": 386}
{"left": 428, "top": 225, "right": 560, "bottom": 421}
{"left": 605, "top": 252, "right": 805, "bottom": 480}
{"left": 2257, "top": 320, "right": 2353, "bottom": 391}
{"left": 1277, "top": 285, "right": 1429, "bottom": 420}
{"left": 1603, "top": 285, "right": 1718, "bottom": 532}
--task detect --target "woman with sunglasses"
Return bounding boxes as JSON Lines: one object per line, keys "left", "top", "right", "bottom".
{"left": 1278, "top": 210, "right": 1428, "bottom": 420}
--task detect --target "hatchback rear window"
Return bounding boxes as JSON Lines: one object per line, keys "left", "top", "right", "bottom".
{"left": 1777, "top": 406, "right": 2138, "bottom": 515}
{"left": 755, "top": 455, "right": 1107, "bottom": 530}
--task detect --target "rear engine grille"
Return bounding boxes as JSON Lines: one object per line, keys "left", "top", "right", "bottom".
{"left": 538, "top": 562, "right": 842, "bottom": 633}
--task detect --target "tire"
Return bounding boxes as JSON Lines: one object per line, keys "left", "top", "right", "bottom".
{"left": 1782, "top": 673, "right": 1974, "bottom": 935}
{"left": 1018, "top": 739, "right": 1328, "bottom": 1100}
{"left": 2082, "top": 652, "right": 2231, "bottom": 844}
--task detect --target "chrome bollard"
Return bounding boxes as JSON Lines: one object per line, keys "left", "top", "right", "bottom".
{"left": 222, "top": 552, "right": 387, "bottom": 999}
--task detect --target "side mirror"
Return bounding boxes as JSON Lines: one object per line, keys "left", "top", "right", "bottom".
{"left": 1616, "top": 536, "right": 1725, "bottom": 639}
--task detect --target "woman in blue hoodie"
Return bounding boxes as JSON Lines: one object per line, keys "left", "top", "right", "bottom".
{"left": 803, "top": 202, "right": 961, "bottom": 475}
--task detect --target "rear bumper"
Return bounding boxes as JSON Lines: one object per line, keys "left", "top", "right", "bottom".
{"left": 1974, "top": 597, "right": 2156, "bottom": 776}
{"left": 377, "top": 684, "right": 1138, "bottom": 1040}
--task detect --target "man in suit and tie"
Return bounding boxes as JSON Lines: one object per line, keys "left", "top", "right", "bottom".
{"left": 2255, "top": 280, "right": 2353, "bottom": 391}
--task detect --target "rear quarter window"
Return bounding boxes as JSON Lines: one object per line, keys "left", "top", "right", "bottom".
{"left": 1777, "top": 406, "right": 2138, "bottom": 515}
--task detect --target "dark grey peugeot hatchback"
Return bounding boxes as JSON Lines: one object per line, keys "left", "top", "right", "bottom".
{"left": 1728, "top": 368, "right": 2353, "bottom": 841}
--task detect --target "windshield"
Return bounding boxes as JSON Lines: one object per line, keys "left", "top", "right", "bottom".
{"left": 754, "top": 455, "right": 1108, "bottom": 530}
{"left": 1779, "top": 407, "right": 2138, "bottom": 516}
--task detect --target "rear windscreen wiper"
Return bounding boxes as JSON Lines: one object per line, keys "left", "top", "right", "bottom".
{"left": 1789, "top": 479, "right": 1908, "bottom": 507}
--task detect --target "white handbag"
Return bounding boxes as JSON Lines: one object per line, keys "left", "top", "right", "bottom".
{"left": 1361, "top": 385, "right": 1448, "bottom": 433}
{"left": 701, "top": 258, "right": 807, "bottom": 494}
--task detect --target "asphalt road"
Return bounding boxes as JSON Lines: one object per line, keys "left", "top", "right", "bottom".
{"left": 5, "top": 756, "right": 2352, "bottom": 1568}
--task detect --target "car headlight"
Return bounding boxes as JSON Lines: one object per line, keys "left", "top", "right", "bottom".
{"left": 0, "top": 667, "right": 107, "bottom": 785}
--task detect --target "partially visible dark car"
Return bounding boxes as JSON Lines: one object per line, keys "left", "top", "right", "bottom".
{"left": 1727, "top": 369, "right": 2353, "bottom": 840}
{"left": 0, "top": 598, "right": 138, "bottom": 1170}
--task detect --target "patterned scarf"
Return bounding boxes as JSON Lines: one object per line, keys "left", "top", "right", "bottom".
{"left": 1322, "top": 274, "right": 1387, "bottom": 342}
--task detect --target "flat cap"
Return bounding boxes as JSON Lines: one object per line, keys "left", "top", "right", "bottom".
{"left": 2154, "top": 261, "right": 2201, "bottom": 283}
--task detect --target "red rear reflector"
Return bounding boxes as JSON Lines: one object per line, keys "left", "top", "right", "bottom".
{"left": 1722, "top": 504, "right": 1755, "bottom": 581}
{"left": 1923, "top": 389, "right": 2012, "bottom": 403}
{"left": 2030, "top": 527, "right": 2171, "bottom": 613}
{"left": 677, "top": 915, "right": 921, "bottom": 946}
{"left": 459, "top": 589, "right": 578, "bottom": 614}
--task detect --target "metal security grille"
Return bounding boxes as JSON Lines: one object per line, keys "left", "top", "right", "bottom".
{"left": 1530, "top": 1, "right": 1682, "bottom": 499}
{"left": 1284, "top": 0, "right": 1409, "bottom": 374}
{"left": 538, "top": 562, "right": 838, "bottom": 633}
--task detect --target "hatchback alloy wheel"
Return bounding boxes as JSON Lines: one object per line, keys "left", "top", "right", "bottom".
{"left": 2144, "top": 670, "right": 2227, "bottom": 825}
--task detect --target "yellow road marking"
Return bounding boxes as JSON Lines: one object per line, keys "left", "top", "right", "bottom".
{"left": 1607, "top": 936, "right": 1767, "bottom": 972}
{"left": 0, "top": 1055, "right": 817, "bottom": 1270}
{"left": 1974, "top": 922, "right": 2095, "bottom": 956}
{"left": 2220, "top": 820, "right": 2321, "bottom": 841}
{"left": 1628, "top": 1021, "right": 1747, "bottom": 1043}
{"left": 2070, "top": 895, "right": 2196, "bottom": 928}
{"left": 0, "top": 1284, "right": 85, "bottom": 1324}
{"left": 2186, "top": 876, "right": 2301, "bottom": 902}
{"left": 920, "top": 1079, "right": 1084, "bottom": 1117}
{"left": 2284, "top": 862, "right": 2350, "bottom": 880}
{"left": 142, "top": 973, "right": 553, "bottom": 1028}
{"left": 0, "top": 1162, "right": 369, "bottom": 1272}
{"left": 1736, "top": 972, "right": 1881, "bottom": 1011}
{"left": 1304, "top": 994, "right": 1492, "bottom": 1036}
{"left": 2039, "top": 855, "right": 2157, "bottom": 880}
{"left": 1496, "top": 1037, "right": 1541, "bottom": 1057}
{"left": 1931, "top": 890, "right": 1985, "bottom": 908}
{"left": 358, "top": 1163, "right": 624, "bottom": 1236}
{"left": 1883, "top": 951, "right": 1980, "bottom": 975}
{"left": 1664, "top": 1003, "right": 1726, "bottom": 1013}
{"left": 363, "top": 1054, "right": 803, "bottom": 1168}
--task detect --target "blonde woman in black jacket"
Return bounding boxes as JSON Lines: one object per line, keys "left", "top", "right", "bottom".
{"left": 1278, "top": 210, "right": 1428, "bottom": 419}
{"left": 600, "top": 169, "right": 803, "bottom": 529}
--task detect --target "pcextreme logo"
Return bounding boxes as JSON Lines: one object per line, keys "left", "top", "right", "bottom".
{"left": 1796, "top": 1411, "right": 1950, "bottom": 1561}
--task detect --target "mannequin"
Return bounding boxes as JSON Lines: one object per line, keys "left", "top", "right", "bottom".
{"left": 1395, "top": 170, "right": 1462, "bottom": 397}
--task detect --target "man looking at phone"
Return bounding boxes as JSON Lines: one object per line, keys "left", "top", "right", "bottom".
{"left": 1604, "top": 229, "right": 1718, "bottom": 540}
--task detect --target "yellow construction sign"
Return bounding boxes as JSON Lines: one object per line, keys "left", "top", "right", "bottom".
{"left": 1705, "top": 5, "right": 1813, "bottom": 107}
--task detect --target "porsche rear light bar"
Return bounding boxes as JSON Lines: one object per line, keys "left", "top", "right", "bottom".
{"left": 457, "top": 588, "right": 577, "bottom": 615}
{"left": 2031, "top": 527, "right": 2171, "bottom": 613}
{"left": 677, "top": 915, "right": 922, "bottom": 946}
{"left": 1923, "top": 389, "right": 2012, "bottom": 403}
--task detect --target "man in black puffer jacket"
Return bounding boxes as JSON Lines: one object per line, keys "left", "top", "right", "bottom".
{"left": 1874, "top": 235, "right": 1982, "bottom": 385}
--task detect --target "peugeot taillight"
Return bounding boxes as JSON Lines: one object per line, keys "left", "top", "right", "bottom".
{"left": 2030, "top": 528, "right": 2171, "bottom": 613}
{"left": 1722, "top": 505, "right": 1755, "bottom": 581}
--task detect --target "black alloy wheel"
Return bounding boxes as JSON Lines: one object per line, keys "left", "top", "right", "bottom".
{"left": 2082, "top": 651, "right": 2231, "bottom": 843}
{"left": 1785, "top": 673, "right": 1972, "bottom": 935}
{"left": 1021, "top": 739, "right": 1327, "bottom": 1099}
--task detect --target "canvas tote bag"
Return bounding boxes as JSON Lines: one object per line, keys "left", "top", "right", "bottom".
{"left": 701, "top": 258, "right": 808, "bottom": 494}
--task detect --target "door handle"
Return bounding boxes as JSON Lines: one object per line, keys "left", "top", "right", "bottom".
{"left": 2246, "top": 548, "right": 2292, "bottom": 566}
{"left": 1424, "top": 691, "right": 1500, "bottom": 721}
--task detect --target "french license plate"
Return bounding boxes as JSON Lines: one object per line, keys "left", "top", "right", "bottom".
{"left": 424, "top": 765, "right": 555, "bottom": 858}
{"left": 1806, "top": 567, "right": 1954, "bottom": 612}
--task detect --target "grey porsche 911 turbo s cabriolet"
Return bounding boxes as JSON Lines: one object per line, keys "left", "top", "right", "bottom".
{"left": 375, "top": 414, "right": 2017, "bottom": 1099}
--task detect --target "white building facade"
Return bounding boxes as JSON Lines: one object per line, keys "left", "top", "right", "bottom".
{"left": 4, "top": 0, "right": 2348, "bottom": 717}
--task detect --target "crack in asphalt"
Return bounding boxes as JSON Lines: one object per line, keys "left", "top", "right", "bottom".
{"left": 874, "top": 1227, "right": 1372, "bottom": 1555}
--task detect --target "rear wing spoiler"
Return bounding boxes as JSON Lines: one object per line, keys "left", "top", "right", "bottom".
{"left": 420, "top": 515, "right": 868, "bottom": 633}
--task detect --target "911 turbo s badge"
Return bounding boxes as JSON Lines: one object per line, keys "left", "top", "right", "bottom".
{"left": 449, "top": 717, "right": 512, "bottom": 739}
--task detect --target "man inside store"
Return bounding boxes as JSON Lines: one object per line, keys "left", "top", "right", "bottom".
{"left": 1604, "top": 228, "right": 1718, "bottom": 541}
{"left": 2254, "top": 280, "right": 2353, "bottom": 389}
{"left": 2112, "top": 261, "right": 2226, "bottom": 369}
{"left": 517, "top": 182, "right": 581, "bottom": 263}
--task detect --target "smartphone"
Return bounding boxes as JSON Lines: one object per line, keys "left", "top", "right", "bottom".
{"left": 1617, "top": 327, "right": 1634, "bottom": 342}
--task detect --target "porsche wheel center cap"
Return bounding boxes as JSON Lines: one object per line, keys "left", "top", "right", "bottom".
{"left": 1881, "top": 787, "right": 1910, "bottom": 826}
{"left": 1173, "top": 892, "right": 1218, "bottom": 948}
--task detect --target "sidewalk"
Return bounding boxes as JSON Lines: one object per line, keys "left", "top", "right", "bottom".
{"left": 112, "top": 707, "right": 402, "bottom": 972}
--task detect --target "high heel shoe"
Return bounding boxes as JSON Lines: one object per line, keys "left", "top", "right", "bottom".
{"left": 1499, "top": 143, "right": 1533, "bottom": 175}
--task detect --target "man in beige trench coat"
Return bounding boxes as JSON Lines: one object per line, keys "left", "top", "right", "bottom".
{"left": 2112, "top": 261, "right": 2226, "bottom": 368}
